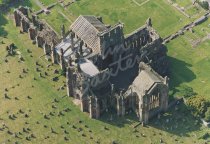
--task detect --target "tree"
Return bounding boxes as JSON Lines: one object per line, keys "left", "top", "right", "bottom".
{"left": 186, "top": 96, "right": 210, "bottom": 118}
{"left": 198, "top": 1, "right": 209, "bottom": 10}
{"left": 180, "top": 85, "right": 197, "bottom": 98}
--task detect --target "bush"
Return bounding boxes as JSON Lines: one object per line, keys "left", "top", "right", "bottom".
{"left": 198, "top": 1, "right": 209, "bottom": 10}
{"left": 204, "top": 107, "right": 210, "bottom": 122}
{"left": 180, "top": 85, "right": 197, "bottom": 98}
{"left": 186, "top": 96, "right": 210, "bottom": 118}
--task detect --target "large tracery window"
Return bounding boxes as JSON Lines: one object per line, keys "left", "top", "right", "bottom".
{"left": 148, "top": 90, "right": 160, "bottom": 111}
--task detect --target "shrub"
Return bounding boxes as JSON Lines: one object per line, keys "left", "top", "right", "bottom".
{"left": 204, "top": 107, "right": 210, "bottom": 122}
{"left": 198, "top": 1, "right": 209, "bottom": 10}
{"left": 186, "top": 96, "right": 210, "bottom": 118}
{"left": 180, "top": 85, "right": 197, "bottom": 98}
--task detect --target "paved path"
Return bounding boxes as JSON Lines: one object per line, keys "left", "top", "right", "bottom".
{"left": 58, "top": 11, "right": 72, "bottom": 23}
{"left": 132, "top": 0, "right": 150, "bottom": 7}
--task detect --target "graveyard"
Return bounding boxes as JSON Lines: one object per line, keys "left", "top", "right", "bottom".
{"left": 0, "top": 0, "right": 210, "bottom": 143}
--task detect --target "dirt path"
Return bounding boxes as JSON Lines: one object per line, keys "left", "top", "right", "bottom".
{"left": 132, "top": 0, "right": 150, "bottom": 7}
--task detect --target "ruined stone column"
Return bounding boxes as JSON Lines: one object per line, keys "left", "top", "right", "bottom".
{"left": 14, "top": 10, "right": 21, "bottom": 27}
{"left": 89, "top": 96, "right": 93, "bottom": 118}
{"left": 161, "top": 86, "right": 169, "bottom": 112}
{"left": 110, "top": 84, "right": 114, "bottom": 107}
{"left": 70, "top": 32, "right": 75, "bottom": 48}
{"left": 121, "top": 96, "right": 125, "bottom": 116}
{"left": 19, "top": 6, "right": 28, "bottom": 17}
{"left": 51, "top": 43, "right": 56, "bottom": 64}
{"left": 60, "top": 49, "right": 66, "bottom": 71}
{"left": 117, "top": 96, "right": 121, "bottom": 116}
{"left": 28, "top": 26, "right": 37, "bottom": 40}
{"left": 20, "top": 18, "right": 24, "bottom": 32}
{"left": 79, "top": 41, "right": 84, "bottom": 56}
{"left": 146, "top": 17, "right": 152, "bottom": 27}
{"left": 95, "top": 97, "right": 100, "bottom": 119}
{"left": 144, "top": 95, "right": 149, "bottom": 124}
{"left": 36, "top": 36, "right": 44, "bottom": 48}
{"left": 20, "top": 18, "right": 29, "bottom": 33}
{"left": 139, "top": 96, "right": 143, "bottom": 122}
{"left": 66, "top": 59, "right": 74, "bottom": 97}
{"left": 43, "top": 42, "right": 48, "bottom": 55}
{"left": 32, "top": 14, "right": 37, "bottom": 26}
{"left": 81, "top": 97, "right": 89, "bottom": 112}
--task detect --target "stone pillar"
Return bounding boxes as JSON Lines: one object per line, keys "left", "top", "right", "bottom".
{"left": 20, "top": 18, "right": 24, "bottom": 32}
{"left": 79, "top": 41, "right": 84, "bottom": 56}
{"left": 28, "top": 26, "right": 37, "bottom": 40}
{"left": 14, "top": 10, "right": 21, "bottom": 27}
{"left": 43, "top": 43, "right": 48, "bottom": 55}
{"left": 146, "top": 17, "right": 152, "bottom": 27}
{"left": 32, "top": 14, "right": 37, "bottom": 26}
{"left": 70, "top": 32, "right": 75, "bottom": 48}
{"left": 139, "top": 97, "right": 143, "bottom": 122}
{"left": 20, "top": 18, "right": 29, "bottom": 33}
{"left": 66, "top": 60, "right": 74, "bottom": 97}
{"left": 95, "top": 97, "right": 100, "bottom": 119}
{"left": 51, "top": 43, "right": 56, "bottom": 64}
{"left": 60, "top": 49, "right": 66, "bottom": 71}
{"left": 110, "top": 84, "right": 114, "bottom": 107}
{"left": 19, "top": 6, "right": 28, "bottom": 16}
{"left": 89, "top": 96, "right": 93, "bottom": 118}
{"left": 121, "top": 96, "right": 125, "bottom": 116}
{"left": 117, "top": 96, "right": 121, "bottom": 116}
{"left": 144, "top": 95, "right": 149, "bottom": 124}
{"left": 81, "top": 97, "right": 89, "bottom": 112}
{"left": 36, "top": 36, "right": 44, "bottom": 48}
{"left": 160, "top": 87, "right": 169, "bottom": 112}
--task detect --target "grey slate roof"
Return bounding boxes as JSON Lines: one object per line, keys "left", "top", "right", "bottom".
{"left": 132, "top": 63, "right": 164, "bottom": 96}
{"left": 70, "top": 15, "right": 108, "bottom": 54}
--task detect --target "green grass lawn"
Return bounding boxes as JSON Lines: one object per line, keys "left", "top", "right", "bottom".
{"left": 24, "top": 0, "right": 205, "bottom": 37}
{"left": 167, "top": 19, "right": 210, "bottom": 100}
{"left": 39, "top": 5, "right": 71, "bottom": 35}
{"left": 67, "top": 0, "right": 190, "bottom": 37}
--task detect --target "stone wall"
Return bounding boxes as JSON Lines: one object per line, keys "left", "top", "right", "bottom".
{"left": 14, "top": 6, "right": 60, "bottom": 60}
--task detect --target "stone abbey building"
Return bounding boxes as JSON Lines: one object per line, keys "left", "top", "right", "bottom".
{"left": 14, "top": 6, "right": 169, "bottom": 124}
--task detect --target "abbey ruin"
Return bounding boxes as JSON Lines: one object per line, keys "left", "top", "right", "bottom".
{"left": 14, "top": 6, "right": 169, "bottom": 124}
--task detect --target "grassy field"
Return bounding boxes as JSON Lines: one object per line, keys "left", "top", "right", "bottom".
{"left": 167, "top": 18, "right": 210, "bottom": 100}
{"left": 26, "top": 0, "right": 192, "bottom": 37}
{"left": 0, "top": 0, "right": 210, "bottom": 143}
{"left": 67, "top": 0, "right": 191, "bottom": 37}
{"left": 39, "top": 5, "right": 72, "bottom": 35}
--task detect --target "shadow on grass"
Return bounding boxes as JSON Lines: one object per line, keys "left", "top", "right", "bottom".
{"left": 98, "top": 56, "right": 198, "bottom": 136}
{"left": 168, "top": 56, "right": 196, "bottom": 96}
{"left": 99, "top": 110, "right": 139, "bottom": 128}
{"left": 149, "top": 102, "right": 202, "bottom": 137}
{"left": 0, "top": 0, "right": 32, "bottom": 37}
{"left": 99, "top": 102, "right": 202, "bottom": 137}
